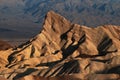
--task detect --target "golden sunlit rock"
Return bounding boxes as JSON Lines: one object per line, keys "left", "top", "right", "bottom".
{"left": 0, "top": 11, "right": 120, "bottom": 80}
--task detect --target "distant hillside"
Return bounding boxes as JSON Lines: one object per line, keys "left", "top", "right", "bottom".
{"left": 0, "top": 0, "right": 119, "bottom": 39}
{"left": 0, "top": 40, "right": 12, "bottom": 50}
{"left": 24, "top": 0, "right": 120, "bottom": 27}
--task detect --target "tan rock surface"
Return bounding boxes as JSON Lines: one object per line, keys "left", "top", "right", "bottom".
{"left": 0, "top": 11, "right": 120, "bottom": 80}
{"left": 18, "top": 74, "right": 120, "bottom": 80}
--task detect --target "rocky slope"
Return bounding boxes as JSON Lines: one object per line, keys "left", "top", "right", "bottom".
{"left": 0, "top": 11, "right": 120, "bottom": 80}
{"left": 0, "top": 0, "right": 120, "bottom": 40}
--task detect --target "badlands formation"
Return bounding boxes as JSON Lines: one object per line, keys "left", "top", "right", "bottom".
{"left": 0, "top": 11, "right": 120, "bottom": 80}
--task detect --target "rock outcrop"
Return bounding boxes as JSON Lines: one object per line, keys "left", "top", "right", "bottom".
{"left": 0, "top": 11, "right": 120, "bottom": 80}
{"left": 0, "top": 40, "right": 12, "bottom": 69}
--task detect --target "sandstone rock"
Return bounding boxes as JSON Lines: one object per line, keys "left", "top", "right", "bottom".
{"left": 0, "top": 11, "right": 120, "bottom": 80}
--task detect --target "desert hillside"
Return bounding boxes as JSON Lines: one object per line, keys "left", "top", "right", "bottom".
{"left": 0, "top": 11, "right": 120, "bottom": 80}
{"left": 0, "top": 0, "right": 120, "bottom": 39}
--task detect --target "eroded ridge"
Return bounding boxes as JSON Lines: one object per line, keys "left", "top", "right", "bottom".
{"left": 0, "top": 11, "right": 120, "bottom": 80}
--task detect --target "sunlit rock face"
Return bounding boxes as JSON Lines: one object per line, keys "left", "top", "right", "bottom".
{"left": 0, "top": 0, "right": 120, "bottom": 40}
{"left": 0, "top": 11, "right": 120, "bottom": 80}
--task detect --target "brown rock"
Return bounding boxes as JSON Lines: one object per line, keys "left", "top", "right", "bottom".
{"left": 0, "top": 76, "right": 8, "bottom": 80}
{"left": 0, "top": 11, "right": 120, "bottom": 80}
{"left": 0, "top": 40, "right": 12, "bottom": 50}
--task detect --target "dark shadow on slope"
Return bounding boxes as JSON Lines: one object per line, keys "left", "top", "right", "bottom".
{"left": 6, "top": 44, "right": 31, "bottom": 67}
{"left": 61, "top": 33, "right": 86, "bottom": 59}
{"left": 107, "top": 65, "right": 120, "bottom": 74}
{"left": 37, "top": 60, "right": 80, "bottom": 77}
{"left": 13, "top": 68, "right": 38, "bottom": 80}
{"left": 97, "top": 36, "right": 117, "bottom": 56}
{"left": 60, "top": 25, "right": 74, "bottom": 40}
{"left": 95, "top": 65, "right": 120, "bottom": 74}
{"left": 56, "top": 60, "right": 80, "bottom": 76}
{"left": 91, "top": 59, "right": 111, "bottom": 63}
{"left": 30, "top": 45, "right": 35, "bottom": 58}
{"left": 78, "top": 36, "right": 117, "bottom": 58}
{"left": 36, "top": 60, "right": 62, "bottom": 67}
{"left": 78, "top": 54, "right": 98, "bottom": 58}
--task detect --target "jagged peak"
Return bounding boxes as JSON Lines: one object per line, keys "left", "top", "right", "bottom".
{"left": 42, "top": 11, "right": 72, "bottom": 34}
{"left": 44, "top": 11, "right": 71, "bottom": 24}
